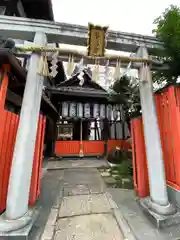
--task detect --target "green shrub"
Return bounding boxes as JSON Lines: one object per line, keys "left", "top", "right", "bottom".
{"left": 107, "top": 147, "right": 131, "bottom": 164}
{"left": 107, "top": 148, "right": 122, "bottom": 164}
{"left": 117, "top": 160, "right": 132, "bottom": 177}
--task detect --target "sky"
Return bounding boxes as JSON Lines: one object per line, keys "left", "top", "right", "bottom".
{"left": 52, "top": 0, "right": 180, "bottom": 36}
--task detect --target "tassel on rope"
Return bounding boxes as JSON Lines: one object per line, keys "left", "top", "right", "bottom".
{"left": 67, "top": 55, "right": 74, "bottom": 76}
{"left": 69, "top": 55, "right": 74, "bottom": 74}
{"left": 38, "top": 53, "right": 49, "bottom": 76}
{"left": 114, "top": 59, "right": 121, "bottom": 80}
{"left": 38, "top": 55, "right": 44, "bottom": 75}
{"left": 104, "top": 59, "right": 110, "bottom": 85}
{"left": 67, "top": 55, "right": 71, "bottom": 76}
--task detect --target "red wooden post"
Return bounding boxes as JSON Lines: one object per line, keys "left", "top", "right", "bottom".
{"left": 131, "top": 117, "right": 149, "bottom": 198}
{"left": 29, "top": 115, "right": 46, "bottom": 205}
{"left": 166, "top": 87, "right": 180, "bottom": 188}
{"left": 37, "top": 116, "right": 46, "bottom": 197}
{"left": 0, "top": 65, "right": 10, "bottom": 213}
{"left": 29, "top": 115, "right": 43, "bottom": 206}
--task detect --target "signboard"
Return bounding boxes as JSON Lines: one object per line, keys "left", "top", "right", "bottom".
{"left": 87, "top": 23, "right": 108, "bottom": 57}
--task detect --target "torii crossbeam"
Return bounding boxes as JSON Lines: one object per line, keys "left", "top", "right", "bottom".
{"left": 0, "top": 15, "right": 163, "bottom": 53}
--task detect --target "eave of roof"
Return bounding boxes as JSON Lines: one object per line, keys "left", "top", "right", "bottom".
{"left": 0, "top": 48, "right": 26, "bottom": 84}
{"left": 21, "top": 0, "right": 54, "bottom": 21}
{"left": 47, "top": 86, "right": 109, "bottom": 100}
{"left": 0, "top": 49, "right": 57, "bottom": 115}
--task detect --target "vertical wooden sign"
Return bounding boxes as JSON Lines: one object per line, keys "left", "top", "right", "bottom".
{"left": 87, "top": 23, "right": 108, "bottom": 57}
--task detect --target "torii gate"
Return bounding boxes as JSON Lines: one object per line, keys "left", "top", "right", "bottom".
{"left": 0, "top": 17, "right": 176, "bottom": 233}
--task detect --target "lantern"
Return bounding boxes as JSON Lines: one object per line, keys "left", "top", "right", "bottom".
{"left": 62, "top": 102, "right": 68, "bottom": 117}
{"left": 69, "top": 102, "right": 76, "bottom": 117}
{"left": 77, "top": 102, "right": 83, "bottom": 118}
{"left": 119, "top": 105, "right": 124, "bottom": 121}
{"left": 106, "top": 104, "right": 112, "bottom": 120}
{"left": 84, "top": 103, "right": 91, "bottom": 118}
{"left": 113, "top": 105, "right": 118, "bottom": 120}
{"left": 100, "top": 104, "right": 106, "bottom": 119}
{"left": 93, "top": 104, "right": 99, "bottom": 118}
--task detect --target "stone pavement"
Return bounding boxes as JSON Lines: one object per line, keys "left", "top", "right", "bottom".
{"left": 47, "top": 158, "right": 108, "bottom": 170}
{"left": 108, "top": 188, "right": 180, "bottom": 240}
{"left": 30, "top": 160, "right": 180, "bottom": 240}
{"left": 29, "top": 169, "right": 64, "bottom": 240}
{"left": 40, "top": 167, "right": 125, "bottom": 240}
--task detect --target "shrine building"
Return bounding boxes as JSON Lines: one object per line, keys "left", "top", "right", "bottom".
{"left": 48, "top": 64, "right": 130, "bottom": 158}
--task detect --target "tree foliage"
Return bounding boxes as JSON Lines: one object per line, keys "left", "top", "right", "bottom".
{"left": 112, "top": 5, "right": 180, "bottom": 119}
{"left": 153, "top": 5, "right": 180, "bottom": 83}
{"left": 111, "top": 75, "right": 141, "bottom": 119}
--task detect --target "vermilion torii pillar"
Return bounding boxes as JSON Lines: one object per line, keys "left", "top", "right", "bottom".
{"left": 0, "top": 32, "right": 47, "bottom": 232}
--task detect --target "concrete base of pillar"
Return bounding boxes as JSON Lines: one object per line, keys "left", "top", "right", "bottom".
{"left": 0, "top": 207, "right": 40, "bottom": 238}
{"left": 139, "top": 197, "right": 180, "bottom": 228}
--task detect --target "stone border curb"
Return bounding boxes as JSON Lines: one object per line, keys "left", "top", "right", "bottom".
{"left": 41, "top": 167, "right": 48, "bottom": 179}
{"left": 40, "top": 208, "right": 58, "bottom": 240}
{"left": 41, "top": 186, "right": 63, "bottom": 240}
{"left": 113, "top": 208, "right": 137, "bottom": 240}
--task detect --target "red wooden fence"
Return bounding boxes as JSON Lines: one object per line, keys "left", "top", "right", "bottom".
{"left": 55, "top": 139, "right": 131, "bottom": 156}
{"left": 155, "top": 86, "right": 180, "bottom": 190}
{"left": 55, "top": 141, "right": 105, "bottom": 156}
{"left": 131, "top": 85, "right": 180, "bottom": 198}
{"left": 0, "top": 111, "right": 19, "bottom": 213}
{"left": 29, "top": 115, "right": 46, "bottom": 206}
{"left": 0, "top": 64, "right": 46, "bottom": 213}
{"left": 55, "top": 141, "right": 80, "bottom": 155}
{"left": 82, "top": 141, "right": 104, "bottom": 155}
{"left": 131, "top": 117, "right": 149, "bottom": 198}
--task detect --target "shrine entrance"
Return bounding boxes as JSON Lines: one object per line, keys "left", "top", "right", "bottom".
{"left": 54, "top": 101, "right": 129, "bottom": 158}
{"left": 56, "top": 118, "right": 105, "bottom": 157}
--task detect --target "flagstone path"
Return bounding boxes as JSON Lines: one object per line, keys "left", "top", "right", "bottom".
{"left": 40, "top": 167, "right": 125, "bottom": 240}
